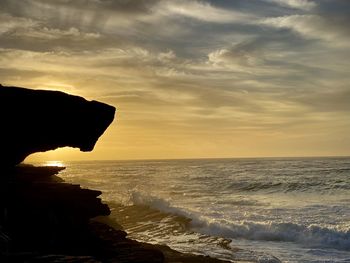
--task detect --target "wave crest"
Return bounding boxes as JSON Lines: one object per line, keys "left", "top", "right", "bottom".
{"left": 196, "top": 220, "right": 350, "bottom": 250}
{"left": 125, "top": 190, "right": 350, "bottom": 251}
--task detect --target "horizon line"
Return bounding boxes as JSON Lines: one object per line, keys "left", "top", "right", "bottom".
{"left": 27, "top": 154, "right": 350, "bottom": 164}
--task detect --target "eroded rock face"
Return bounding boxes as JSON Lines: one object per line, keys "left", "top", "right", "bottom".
{"left": 0, "top": 85, "right": 115, "bottom": 166}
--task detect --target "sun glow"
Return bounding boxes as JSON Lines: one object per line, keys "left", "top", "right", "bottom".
{"left": 43, "top": 160, "right": 65, "bottom": 167}
{"left": 36, "top": 81, "right": 76, "bottom": 92}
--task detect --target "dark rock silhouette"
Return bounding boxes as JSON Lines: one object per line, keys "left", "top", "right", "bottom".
{"left": 0, "top": 84, "right": 115, "bottom": 166}
{"left": 0, "top": 85, "right": 229, "bottom": 262}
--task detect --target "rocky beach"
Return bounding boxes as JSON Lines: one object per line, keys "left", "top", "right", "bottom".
{"left": 0, "top": 85, "right": 229, "bottom": 262}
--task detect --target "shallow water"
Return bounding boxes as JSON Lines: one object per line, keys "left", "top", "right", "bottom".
{"left": 50, "top": 157, "right": 350, "bottom": 262}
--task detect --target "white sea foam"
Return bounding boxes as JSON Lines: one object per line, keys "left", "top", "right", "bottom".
{"left": 128, "top": 190, "right": 200, "bottom": 221}
{"left": 196, "top": 220, "right": 350, "bottom": 251}
{"left": 60, "top": 157, "right": 350, "bottom": 262}
{"left": 125, "top": 190, "right": 350, "bottom": 251}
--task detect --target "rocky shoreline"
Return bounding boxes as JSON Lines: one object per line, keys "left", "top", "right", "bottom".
{"left": 0, "top": 165, "right": 229, "bottom": 263}
{"left": 0, "top": 85, "right": 229, "bottom": 262}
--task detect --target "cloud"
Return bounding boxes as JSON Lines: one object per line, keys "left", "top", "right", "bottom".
{"left": 1, "top": 0, "right": 350, "bottom": 158}
{"left": 264, "top": 0, "right": 316, "bottom": 11}
{"left": 260, "top": 14, "right": 350, "bottom": 46}
{"left": 154, "top": 0, "right": 255, "bottom": 24}
{"left": 8, "top": 23, "right": 100, "bottom": 41}
{"left": 208, "top": 40, "right": 266, "bottom": 69}
{"left": 290, "top": 87, "right": 350, "bottom": 113}
{"left": 0, "top": 0, "right": 161, "bottom": 35}
{"left": 0, "top": 0, "right": 161, "bottom": 18}
{"left": 0, "top": 13, "right": 37, "bottom": 34}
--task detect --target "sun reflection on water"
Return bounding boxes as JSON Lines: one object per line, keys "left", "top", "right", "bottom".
{"left": 43, "top": 160, "right": 65, "bottom": 167}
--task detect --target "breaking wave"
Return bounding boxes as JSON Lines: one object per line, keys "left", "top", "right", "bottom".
{"left": 126, "top": 191, "right": 350, "bottom": 251}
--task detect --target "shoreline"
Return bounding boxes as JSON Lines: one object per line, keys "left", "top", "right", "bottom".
{"left": 0, "top": 165, "right": 230, "bottom": 262}
{"left": 90, "top": 216, "right": 231, "bottom": 263}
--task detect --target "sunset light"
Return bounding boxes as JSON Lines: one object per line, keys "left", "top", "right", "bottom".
{"left": 1, "top": 1, "right": 349, "bottom": 261}
{"left": 43, "top": 160, "right": 65, "bottom": 167}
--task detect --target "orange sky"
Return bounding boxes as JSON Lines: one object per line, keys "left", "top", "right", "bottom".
{"left": 1, "top": 0, "right": 349, "bottom": 162}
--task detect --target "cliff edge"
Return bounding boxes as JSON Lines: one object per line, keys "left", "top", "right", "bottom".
{"left": 0, "top": 85, "right": 229, "bottom": 262}
{"left": 0, "top": 84, "right": 115, "bottom": 166}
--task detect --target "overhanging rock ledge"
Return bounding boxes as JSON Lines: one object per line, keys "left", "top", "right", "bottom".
{"left": 0, "top": 84, "right": 116, "bottom": 166}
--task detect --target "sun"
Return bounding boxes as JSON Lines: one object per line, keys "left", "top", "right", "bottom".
{"left": 43, "top": 160, "right": 65, "bottom": 167}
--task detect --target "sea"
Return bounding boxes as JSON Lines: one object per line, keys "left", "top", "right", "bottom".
{"left": 45, "top": 157, "right": 350, "bottom": 263}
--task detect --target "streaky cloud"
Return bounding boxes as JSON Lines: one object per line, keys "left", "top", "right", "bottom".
{"left": 264, "top": 0, "right": 316, "bottom": 11}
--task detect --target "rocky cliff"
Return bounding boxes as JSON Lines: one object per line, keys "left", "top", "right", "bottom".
{"left": 0, "top": 84, "right": 115, "bottom": 166}
{"left": 0, "top": 85, "right": 229, "bottom": 262}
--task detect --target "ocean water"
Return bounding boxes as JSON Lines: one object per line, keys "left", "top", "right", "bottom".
{"left": 52, "top": 157, "right": 350, "bottom": 262}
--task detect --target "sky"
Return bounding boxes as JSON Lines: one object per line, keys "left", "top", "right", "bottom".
{"left": 1, "top": 0, "right": 350, "bottom": 161}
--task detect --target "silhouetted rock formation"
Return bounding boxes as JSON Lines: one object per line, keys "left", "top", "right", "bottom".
{"left": 1, "top": 166, "right": 229, "bottom": 262}
{"left": 0, "top": 84, "right": 115, "bottom": 166}
{"left": 0, "top": 166, "right": 111, "bottom": 259}
{"left": 0, "top": 85, "right": 229, "bottom": 262}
